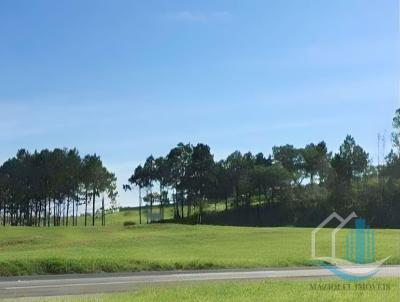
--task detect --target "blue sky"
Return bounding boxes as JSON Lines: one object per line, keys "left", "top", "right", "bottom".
{"left": 0, "top": 0, "right": 399, "bottom": 206}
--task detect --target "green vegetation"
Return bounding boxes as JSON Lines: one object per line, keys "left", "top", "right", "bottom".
{"left": 1, "top": 108, "right": 400, "bottom": 228}
{"left": 0, "top": 149, "right": 117, "bottom": 227}
{"left": 78, "top": 205, "right": 175, "bottom": 226}
{"left": 23, "top": 278, "right": 400, "bottom": 302}
{"left": 0, "top": 221, "right": 398, "bottom": 276}
{"left": 125, "top": 108, "right": 400, "bottom": 227}
{"left": 0, "top": 110, "right": 398, "bottom": 281}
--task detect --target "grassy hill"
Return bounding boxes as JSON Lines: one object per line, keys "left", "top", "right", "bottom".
{"left": 0, "top": 209, "right": 398, "bottom": 276}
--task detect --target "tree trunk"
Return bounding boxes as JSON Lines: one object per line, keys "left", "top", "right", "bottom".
{"left": 174, "top": 188, "right": 180, "bottom": 219}
{"left": 149, "top": 195, "right": 153, "bottom": 224}
{"left": 101, "top": 196, "right": 105, "bottom": 226}
{"left": 62, "top": 202, "right": 65, "bottom": 226}
{"left": 181, "top": 192, "right": 184, "bottom": 219}
{"left": 235, "top": 185, "right": 240, "bottom": 207}
{"left": 38, "top": 201, "right": 42, "bottom": 227}
{"left": 10, "top": 203, "right": 13, "bottom": 226}
{"left": 19, "top": 205, "right": 22, "bottom": 226}
{"left": 85, "top": 190, "right": 88, "bottom": 226}
{"left": 160, "top": 184, "right": 164, "bottom": 220}
{"left": 2, "top": 202, "right": 5, "bottom": 226}
{"left": 139, "top": 187, "right": 142, "bottom": 224}
{"left": 92, "top": 190, "right": 96, "bottom": 226}
{"left": 66, "top": 196, "right": 70, "bottom": 227}
{"left": 48, "top": 199, "right": 51, "bottom": 227}
{"left": 187, "top": 199, "right": 191, "bottom": 217}
{"left": 72, "top": 197, "right": 75, "bottom": 226}
{"left": 31, "top": 203, "right": 34, "bottom": 226}
{"left": 53, "top": 199, "right": 56, "bottom": 226}
{"left": 76, "top": 201, "right": 79, "bottom": 226}
{"left": 43, "top": 198, "right": 47, "bottom": 227}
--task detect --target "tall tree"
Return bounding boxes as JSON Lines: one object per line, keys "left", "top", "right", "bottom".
{"left": 127, "top": 165, "right": 145, "bottom": 224}
{"left": 0, "top": 148, "right": 116, "bottom": 227}
{"left": 214, "top": 160, "right": 233, "bottom": 211}
{"left": 154, "top": 157, "right": 169, "bottom": 219}
{"left": 81, "top": 154, "right": 114, "bottom": 226}
{"left": 392, "top": 108, "right": 400, "bottom": 153}
{"left": 142, "top": 156, "right": 156, "bottom": 223}
{"left": 166, "top": 143, "right": 193, "bottom": 219}
{"left": 302, "top": 142, "right": 330, "bottom": 184}
{"left": 225, "top": 151, "right": 245, "bottom": 206}
{"left": 331, "top": 135, "right": 369, "bottom": 183}
{"left": 329, "top": 135, "right": 369, "bottom": 213}
{"left": 64, "top": 149, "right": 81, "bottom": 226}
{"left": 188, "top": 143, "right": 215, "bottom": 222}
{"left": 273, "top": 145, "right": 304, "bottom": 185}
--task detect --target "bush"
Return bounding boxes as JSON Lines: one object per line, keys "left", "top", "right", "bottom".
{"left": 123, "top": 221, "right": 136, "bottom": 227}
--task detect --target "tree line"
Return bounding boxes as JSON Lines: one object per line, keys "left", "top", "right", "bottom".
{"left": 126, "top": 108, "right": 400, "bottom": 227}
{"left": 0, "top": 149, "right": 117, "bottom": 226}
{"left": 1, "top": 109, "right": 398, "bottom": 228}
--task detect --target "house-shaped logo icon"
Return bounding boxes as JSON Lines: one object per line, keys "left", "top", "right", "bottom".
{"left": 311, "top": 211, "right": 357, "bottom": 259}
{"left": 310, "top": 212, "right": 390, "bottom": 281}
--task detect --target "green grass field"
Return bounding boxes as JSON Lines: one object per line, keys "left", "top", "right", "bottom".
{"left": 0, "top": 210, "right": 398, "bottom": 276}
{"left": 11, "top": 278, "right": 400, "bottom": 302}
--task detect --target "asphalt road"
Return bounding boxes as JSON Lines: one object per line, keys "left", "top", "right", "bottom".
{"left": 0, "top": 266, "right": 399, "bottom": 299}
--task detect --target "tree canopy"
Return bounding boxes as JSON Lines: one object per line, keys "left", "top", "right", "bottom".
{"left": 0, "top": 148, "right": 117, "bottom": 226}
{"left": 124, "top": 109, "right": 399, "bottom": 228}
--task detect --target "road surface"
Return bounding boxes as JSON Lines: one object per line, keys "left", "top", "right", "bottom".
{"left": 0, "top": 266, "right": 399, "bottom": 299}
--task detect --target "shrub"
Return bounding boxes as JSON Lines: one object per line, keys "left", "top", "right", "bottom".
{"left": 123, "top": 221, "right": 136, "bottom": 227}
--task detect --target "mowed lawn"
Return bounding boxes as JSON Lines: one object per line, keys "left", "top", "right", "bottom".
{"left": 0, "top": 211, "right": 398, "bottom": 277}
{"left": 13, "top": 279, "right": 400, "bottom": 302}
